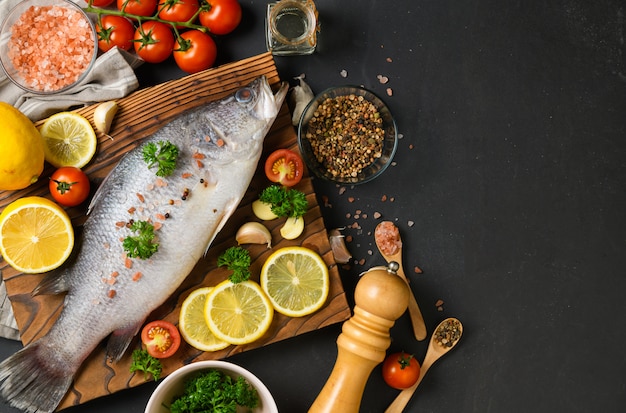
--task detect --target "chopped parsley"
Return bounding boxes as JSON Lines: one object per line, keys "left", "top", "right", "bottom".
{"left": 258, "top": 185, "right": 308, "bottom": 218}
{"left": 143, "top": 140, "right": 180, "bottom": 177}
{"left": 217, "top": 246, "right": 251, "bottom": 284}
{"left": 122, "top": 220, "right": 159, "bottom": 259}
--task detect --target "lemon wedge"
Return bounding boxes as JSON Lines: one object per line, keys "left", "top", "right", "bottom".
{"left": 204, "top": 280, "right": 273, "bottom": 345}
{"left": 40, "top": 112, "right": 97, "bottom": 168}
{"left": 0, "top": 196, "right": 74, "bottom": 274}
{"left": 179, "top": 287, "right": 230, "bottom": 352}
{"left": 260, "top": 246, "right": 329, "bottom": 317}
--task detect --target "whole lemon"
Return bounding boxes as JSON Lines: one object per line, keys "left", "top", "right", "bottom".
{"left": 0, "top": 102, "right": 45, "bottom": 191}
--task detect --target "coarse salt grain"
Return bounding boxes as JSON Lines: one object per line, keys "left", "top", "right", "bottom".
{"left": 7, "top": 5, "right": 94, "bottom": 92}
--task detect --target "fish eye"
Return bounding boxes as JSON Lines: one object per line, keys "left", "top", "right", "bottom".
{"left": 235, "top": 87, "right": 255, "bottom": 103}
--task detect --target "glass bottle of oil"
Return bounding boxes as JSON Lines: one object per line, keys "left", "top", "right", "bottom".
{"left": 266, "top": 0, "right": 319, "bottom": 56}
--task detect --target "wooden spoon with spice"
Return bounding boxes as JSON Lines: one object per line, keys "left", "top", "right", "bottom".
{"left": 374, "top": 221, "right": 427, "bottom": 341}
{"left": 384, "top": 318, "right": 463, "bottom": 413}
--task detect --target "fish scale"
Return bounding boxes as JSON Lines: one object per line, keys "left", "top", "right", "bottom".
{"left": 0, "top": 76, "right": 287, "bottom": 413}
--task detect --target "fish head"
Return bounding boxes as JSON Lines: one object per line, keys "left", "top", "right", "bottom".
{"left": 203, "top": 76, "right": 288, "bottom": 156}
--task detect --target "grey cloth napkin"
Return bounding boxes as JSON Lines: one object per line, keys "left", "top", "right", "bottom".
{"left": 0, "top": 0, "right": 141, "bottom": 121}
{"left": 0, "top": 0, "right": 142, "bottom": 340}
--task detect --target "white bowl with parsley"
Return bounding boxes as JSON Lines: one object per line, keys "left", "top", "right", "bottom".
{"left": 144, "top": 360, "right": 278, "bottom": 413}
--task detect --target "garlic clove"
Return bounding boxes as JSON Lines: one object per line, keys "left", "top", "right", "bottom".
{"left": 280, "top": 216, "right": 305, "bottom": 240}
{"left": 329, "top": 228, "right": 352, "bottom": 264}
{"left": 236, "top": 222, "right": 272, "bottom": 248}
{"left": 252, "top": 199, "right": 278, "bottom": 221}
{"left": 93, "top": 101, "right": 119, "bottom": 135}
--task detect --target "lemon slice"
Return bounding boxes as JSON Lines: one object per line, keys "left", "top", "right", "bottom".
{"left": 0, "top": 196, "right": 74, "bottom": 274}
{"left": 260, "top": 246, "right": 329, "bottom": 317}
{"left": 179, "top": 287, "right": 230, "bottom": 352}
{"left": 40, "top": 112, "right": 97, "bottom": 168}
{"left": 205, "top": 280, "right": 273, "bottom": 345}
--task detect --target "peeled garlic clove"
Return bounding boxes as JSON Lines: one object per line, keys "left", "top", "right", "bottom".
{"left": 280, "top": 216, "right": 305, "bottom": 240}
{"left": 236, "top": 222, "right": 272, "bottom": 248}
{"left": 93, "top": 101, "right": 119, "bottom": 134}
{"left": 329, "top": 228, "right": 352, "bottom": 264}
{"left": 252, "top": 199, "right": 278, "bottom": 221}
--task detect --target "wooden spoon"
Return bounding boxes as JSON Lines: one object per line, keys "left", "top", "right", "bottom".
{"left": 374, "top": 221, "right": 427, "bottom": 341}
{"left": 384, "top": 318, "right": 463, "bottom": 413}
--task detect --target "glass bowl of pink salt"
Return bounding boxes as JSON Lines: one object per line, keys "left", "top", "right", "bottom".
{"left": 0, "top": 0, "right": 97, "bottom": 94}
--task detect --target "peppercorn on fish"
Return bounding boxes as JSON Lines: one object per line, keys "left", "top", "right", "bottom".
{"left": 0, "top": 76, "right": 288, "bottom": 413}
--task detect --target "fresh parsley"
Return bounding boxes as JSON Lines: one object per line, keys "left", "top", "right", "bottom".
{"left": 122, "top": 220, "right": 159, "bottom": 259}
{"left": 258, "top": 185, "right": 308, "bottom": 218}
{"left": 217, "top": 246, "right": 251, "bottom": 284}
{"left": 129, "top": 349, "right": 162, "bottom": 381}
{"left": 169, "top": 369, "right": 259, "bottom": 413}
{"left": 143, "top": 140, "right": 180, "bottom": 177}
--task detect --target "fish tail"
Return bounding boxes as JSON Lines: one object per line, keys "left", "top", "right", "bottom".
{"left": 0, "top": 341, "right": 73, "bottom": 413}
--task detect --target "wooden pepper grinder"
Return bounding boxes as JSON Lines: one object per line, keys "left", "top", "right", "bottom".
{"left": 309, "top": 262, "right": 410, "bottom": 413}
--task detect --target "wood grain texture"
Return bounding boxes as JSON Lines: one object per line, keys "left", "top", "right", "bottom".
{"left": 0, "top": 52, "right": 351, "bottom": 410}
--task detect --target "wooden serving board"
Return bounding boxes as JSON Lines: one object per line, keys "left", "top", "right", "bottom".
{"left": 0, "top": 52, "right": 351, "bottom": 410}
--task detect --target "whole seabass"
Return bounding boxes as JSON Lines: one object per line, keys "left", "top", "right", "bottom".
{"left": 0, "top": 76, "right": 287, "bottom": 413}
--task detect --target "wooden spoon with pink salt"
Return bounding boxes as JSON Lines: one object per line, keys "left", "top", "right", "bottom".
{"left": 374, "top": 221, "right": 427, "bottom": 341}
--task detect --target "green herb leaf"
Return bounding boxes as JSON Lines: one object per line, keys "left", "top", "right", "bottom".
{"left": 169, "top": 369, "right": 259, "bottom": 413}
{"left": 122, "top": 220, "right": 159, "bottom": 259}
{"left": 258, "top": 185, "right": 308, "bottom": 218}
{"left": 217, "top": 246, "right": 252, "bottom": 284}
{"left": 129, "top": 349, "right": 162, "bottom": 381}
{"left": 142, "top": 140, "right": 180, "bottom": 177}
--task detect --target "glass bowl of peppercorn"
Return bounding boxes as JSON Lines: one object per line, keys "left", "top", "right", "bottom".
{"left": 297, "top": 85, "right": 398, "bottom": 185}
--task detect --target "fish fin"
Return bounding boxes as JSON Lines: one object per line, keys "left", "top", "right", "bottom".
{"left": 0, "top": 341, "right": 74, "bottom": 413}
{"left": 106, "top": 322, "right": 143, "bottom": 362}
{"left": 203, "top": 197, "right": 240, "bottom": 256}
{"left": 32, "top": 271, "right": 69, "bottom": 296}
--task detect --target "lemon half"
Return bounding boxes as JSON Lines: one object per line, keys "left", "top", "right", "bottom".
{"left": 260, "top": 246, "right": 329, "bottom": 317}
{"left": 40, "top": 112, "right": 97, "bottom": 168}
{"left": 0, "top": 196, "right": 74, "bottom": 273}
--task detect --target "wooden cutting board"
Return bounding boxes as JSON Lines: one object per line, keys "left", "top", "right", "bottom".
{"left": 0, "top": 52, "right": 351, "bottom": 410}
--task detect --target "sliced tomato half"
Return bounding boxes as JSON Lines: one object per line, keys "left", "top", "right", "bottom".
{"left": 141, "top": 320, "right": 181, "bottom": 359}
{"left": 264, "top": 148, "right": 304, "bottom": 187}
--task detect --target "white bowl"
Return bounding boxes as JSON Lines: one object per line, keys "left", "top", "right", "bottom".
{"left": 144, "top": 360, "right": 278, "bottom": 413}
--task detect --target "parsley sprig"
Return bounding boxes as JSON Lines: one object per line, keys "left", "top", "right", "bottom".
{"left": 122, "top": 220, "right": 159, "bottom": 259}
{"left": 142, "top": 140, "right": 180, "bottom": 177}
{"left": 129, "top": 349, "right": 162, "bottom": 381}
{"left": 217, "top": 246, "right": 251, "bottom": 284}
{"left": 259, "top": 185, "right": 308, "bottom": 218}
{"left": 169, "top": 369, "right": 259, "bottom": 413}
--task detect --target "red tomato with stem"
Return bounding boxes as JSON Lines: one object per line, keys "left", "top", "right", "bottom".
{"left": 49, "top": 167, "right": 91, "bottom": 207}
{"left": 96, "top": 15, "right": 136, "bottom": 52}
{"left": 199, "top": 0, "right": 242, "bottom": 35}
{"left": 134, "top": 21, "right": 175, "bottom": 63}
{"left": 264, "top": 148, "right": 304, "bottom": 187}
{"left": 91, "top": 0, "right": 116, "bottom": 7}
{"left": 158, "top": 0, "right": 200, "bottom": 24}
{"left": 141, "top": 320, "right": 181, "bottom": 359}
{"left": 382, "top": 352, "right": 421, "bottom": 389}
{"left": 117, "top": 0, "right": 158, "bottom": 17}
{"left": 173, "top": 29, "right": 217, "bottom": 73}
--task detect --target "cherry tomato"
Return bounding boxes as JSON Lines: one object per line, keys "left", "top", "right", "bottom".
{"left": 158, "top": 0, "right": 200, "bottom": 24}
{"left": 117, "top": 0, "right": 158, "bottom": 17}
{"left": 264, "top": 148, "right": 304, "bottom": 187}
{"left": 173, "top": 30, "right": 217, "bottom": 73}
{"left": 96, "top": 15, "right": 136, "bottom": 53}
{"left": 49, "top": 167, "right": 91, "bottom": 207}
{"left": 140, "top": 320, "right": 181, "bottom": 359}
{"left": 91, "top": 0, "right": 116, "bottom": 7}
{"left": 134, "top": 21, "right": 175, "bottom": 63}
{"left": 382, "top": 352, "right": 421, "bottom": 390}
{"left": 199, "top": 0, "right": 242, "bottom": 35}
